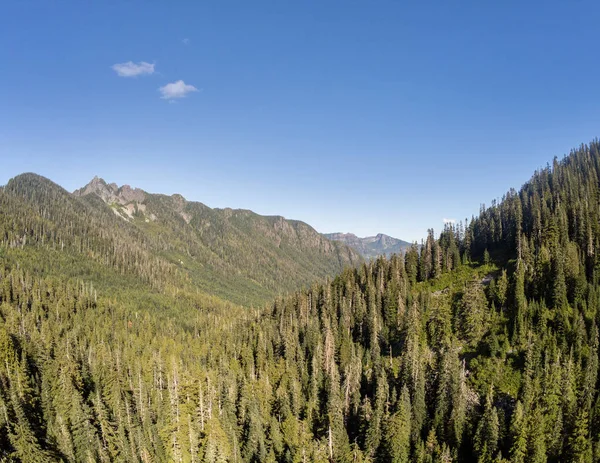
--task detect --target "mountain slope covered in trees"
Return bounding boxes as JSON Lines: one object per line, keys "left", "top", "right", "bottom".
{"left": 1, "top": 141, "right": 600, "bottom": 462}
{"left": 0, "top": 173, "right": 360, "bottom": 306}
{"left": 323, "top": 232, "right": 412, "bottom": 259}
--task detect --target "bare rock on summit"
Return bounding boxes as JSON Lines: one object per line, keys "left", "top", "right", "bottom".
{"left": 74, "top": 176, "right": 146, "bottom": 205}
{"left": 120, "top": 184, "right": 146, "bottom": 203}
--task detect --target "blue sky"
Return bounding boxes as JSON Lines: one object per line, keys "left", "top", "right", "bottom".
{"left": 1, "top": 1, "right": 600, "bottom": 242}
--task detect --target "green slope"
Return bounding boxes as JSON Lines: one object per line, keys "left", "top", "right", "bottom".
{"left": 1, "top": 173, "right": 361, "bottom": 306}
{"left": 1, "top": 141, "right": 600, "bottom": 461}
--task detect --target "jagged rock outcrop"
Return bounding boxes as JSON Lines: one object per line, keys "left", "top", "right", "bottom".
{"left": 74, "top": 176, "right": 146, "bottom": 205}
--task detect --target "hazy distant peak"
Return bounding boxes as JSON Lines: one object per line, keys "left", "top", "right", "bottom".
{"left": 323, "top": 232, "right": 411, "bottom": 259}
{"left": 324, "top": 232, "right": 353, "bottom": 241}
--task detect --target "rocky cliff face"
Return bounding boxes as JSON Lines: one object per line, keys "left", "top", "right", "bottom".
{"left": 73, "top": 176, "right": 146, "bottom": 205}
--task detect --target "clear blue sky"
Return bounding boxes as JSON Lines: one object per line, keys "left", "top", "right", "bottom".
{"left": 1, "top": 1, "right": 599, "bottom": 242}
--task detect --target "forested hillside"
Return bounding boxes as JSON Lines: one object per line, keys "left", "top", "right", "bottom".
{"left": 0, "top": 173, "right": 360, "bottom": 306}
{"left": 1, "top": 141, "right": 600, "bottom": 462}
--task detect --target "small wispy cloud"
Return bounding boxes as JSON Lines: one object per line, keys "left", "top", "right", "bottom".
{"left": 112, "top": 61, "right": 155, "bottom": 77}
{"left": 182, "top": 38, "right": 190, "bottom": 45}
{"left": 158, "top": 80, "right": 198, "bottom": 100}
{"left": 443, "top": 218, "right": 456, "bottom": 224}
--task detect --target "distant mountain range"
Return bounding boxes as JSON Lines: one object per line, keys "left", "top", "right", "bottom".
{"left": 323, "top": 232, "right": 412, "bottom": 259}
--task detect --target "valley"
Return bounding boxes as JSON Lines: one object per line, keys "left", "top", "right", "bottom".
{"left": 1, "top": 142, "right": 600, "bottom": 461}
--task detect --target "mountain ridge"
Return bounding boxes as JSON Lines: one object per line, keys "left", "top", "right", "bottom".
{"left": 2, "top": 172, "right": 362, "bottom": 305}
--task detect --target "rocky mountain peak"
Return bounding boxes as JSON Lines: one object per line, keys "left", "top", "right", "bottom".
{"left": 74, "top": 177, "right": 146, "bottom": 205}
{"left": 119, "top": 184, "right": 145, "bottom": 203}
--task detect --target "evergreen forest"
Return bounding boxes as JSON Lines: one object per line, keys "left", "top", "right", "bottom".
{"left": 2, "top": 141, "right": 600, "bottom": 462}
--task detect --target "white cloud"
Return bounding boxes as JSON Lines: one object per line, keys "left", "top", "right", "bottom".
{"left": 111, "top": 61, "right": 155, "bottom": 77}
{"left": 182, "top": 38, "right": 190, "bottom": 45}
{"left": 158, "top": 80, "right": 198, "bottom": 100}
{"left": 443, "top": 218, "right": 456, "bottom": 224}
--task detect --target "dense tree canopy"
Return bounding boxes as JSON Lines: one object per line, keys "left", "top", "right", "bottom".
{"left": 1, "top": 140, "right": 600, "bottom": 461}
